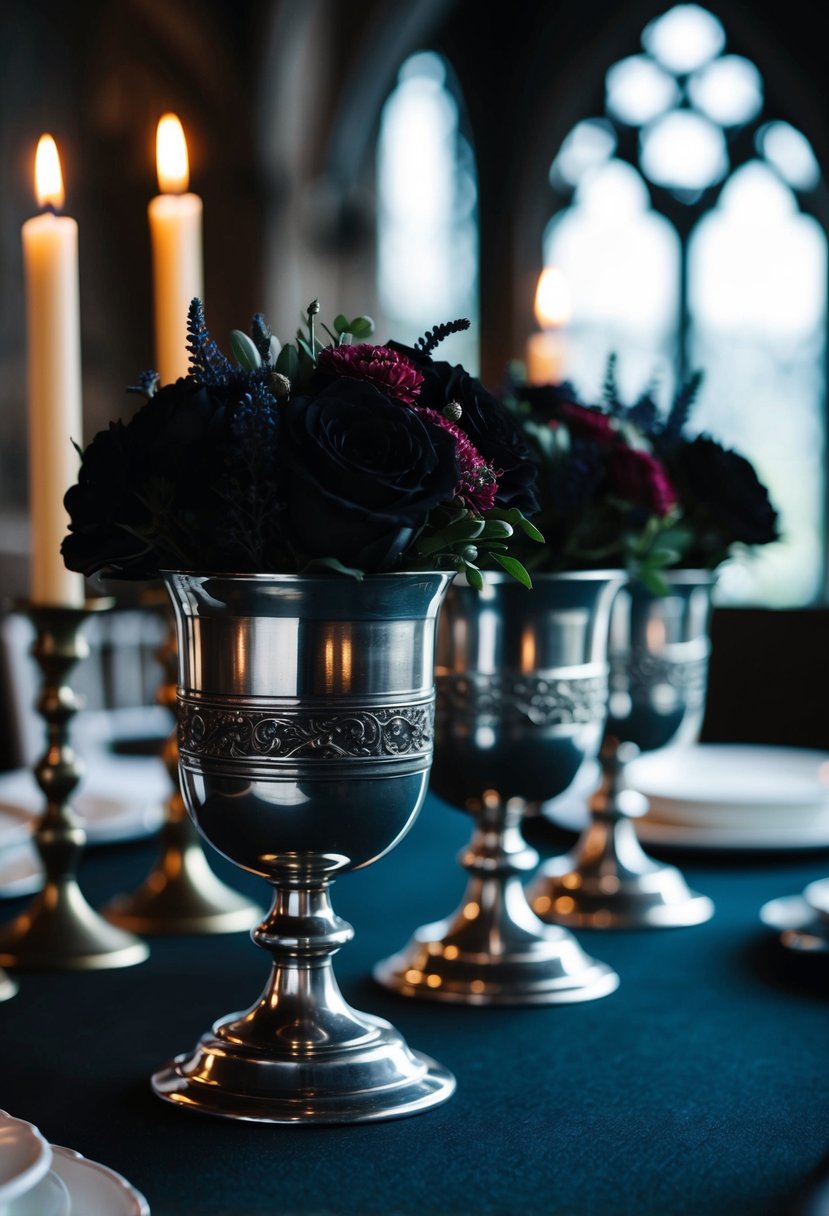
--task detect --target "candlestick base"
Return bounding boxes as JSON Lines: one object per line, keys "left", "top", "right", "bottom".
{"left": 0, "top": 601, "right": 148, "bottom": 971}
{"left": 103, "top": 802, "right": 262, "bottom": 935}
{"left": 0, "top": 881, "right": 148, "bottom": 971}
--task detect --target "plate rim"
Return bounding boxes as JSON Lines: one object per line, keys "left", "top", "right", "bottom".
{"left": 49, "top": 1144, "right": 150, "bottom": 1216}
{"left": 627, "top": 743, "right": 829, "bottom": 811}
{"left": 0, "top": 1110, "right": 52, "bottom": 1203}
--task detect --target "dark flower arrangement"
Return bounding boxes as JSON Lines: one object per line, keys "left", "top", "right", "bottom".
{"left": 62, "top": 301, "right": 542, "bottom": 588}
{"left": 505, "top": 354, "right": 779, "bottom": 593}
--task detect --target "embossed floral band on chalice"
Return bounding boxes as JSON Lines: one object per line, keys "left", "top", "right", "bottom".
{"left": 529, "top": 570, "right": 715, "bottom": 929}
{"left": 374, "top": 571, "right": 624, "bottom": 1006}
{"left": 151, "top": 571, "right": 456, "bottom": 1124}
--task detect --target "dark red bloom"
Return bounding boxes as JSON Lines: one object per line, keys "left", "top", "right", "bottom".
{"left": 317, "top": 344, "right": 424, "bottom": 404}
{"left": 608, "top": 447, "right": 677, "bottom": 517}
{"left": 559, "top": 402, "right": 617, "bottom": 448}
{"left": 416, "top": 408, "right": 498, "bottom": 513}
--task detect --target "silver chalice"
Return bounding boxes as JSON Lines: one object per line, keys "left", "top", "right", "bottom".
{"left": 529, "top": 570, "right": 715, "bottom": 929}
{"left": 374, "top": 571, "right": 624, "bottom": 1005}
{"left": 151, "top": 572, "right": 456, "bottom": 1124}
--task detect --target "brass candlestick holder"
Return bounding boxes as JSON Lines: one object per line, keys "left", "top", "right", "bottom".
{"left": 103, "top": 596, "right": 262, "bottom": 935}
{"left": 0, "top": 602, "right": 148, "bottom": 970}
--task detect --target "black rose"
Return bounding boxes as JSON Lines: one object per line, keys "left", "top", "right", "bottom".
{"left": 62, "top": 380, "right": 232, "bottom": 578}
{"left": 670, "top": 434, "right": 779, "bottom": 549}
{"left": 280, "top": 379, "right": 459, "bottom": 570}
{"left": 388, "top": 344, "right": 540, "bottom": 514}
{"left": 62, "top": 420, "right": 158, "bottom": 578}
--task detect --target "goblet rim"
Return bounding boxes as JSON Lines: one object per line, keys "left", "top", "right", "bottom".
{"left": 453, "top": 568, "right": 626, "bottom": 587}
{"left": 159, "top": 569, "right": 453, "bottom": 583}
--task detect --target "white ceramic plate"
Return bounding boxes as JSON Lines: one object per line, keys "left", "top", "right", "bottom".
{"left": 635, "top": 815, "right": 829, "bottom": 852}
{"left": 626, "top": 745, "right": 829, "bottom": 830}
{"left": 0, "top": 845, "right": 41, "bottom": 900}
{"left": 5, "top": 1168, "right": 70, "bottom": 1216}
{"left": 49, "top": 1146, "right": 149, "bottom": 1216}
{"left": 0, "top": 1111, "right": 51, "bottom": 1206}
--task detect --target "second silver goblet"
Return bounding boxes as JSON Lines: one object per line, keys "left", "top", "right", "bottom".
{"left": 374, "top": 571, "right": 624, "bottom": 1005}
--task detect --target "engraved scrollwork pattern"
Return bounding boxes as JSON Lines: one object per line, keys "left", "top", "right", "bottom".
{"left": 611, "top": 650, "right": 709, "bottom": 704}
{"left": 437, "top": 674, "right": 608, "bottom": 726}
{"left": 178, "top": 699, "right": 434, "bottom": 762}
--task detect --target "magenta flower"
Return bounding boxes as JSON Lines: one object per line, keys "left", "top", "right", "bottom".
{"left": 317, "top": 344, "right": 424, "bottom": 404}
{"left": 608, "top": 447, "right": 677, "bottom": 517}
{"left": 417, "top": 408, "right": 498, "bottom": 513}
{"left": 559, "top": 402, "right": 617, "bottom": 448}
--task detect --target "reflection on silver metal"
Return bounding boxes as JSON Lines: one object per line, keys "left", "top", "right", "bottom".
{"left": 104, "top": 603, "right": 262, "bottom": 936}
{"left": 151, "top": 572, "right": 456, "bottom": 1123}
{"left": 0, "top": 602, "right": 149, "bottom": 971}
{"left": 0, "top": 967, "right": 17, "bottom": 1001}
{"left": 529, "top": 572, "right": 715, "bottom": 930}
{"left": 760, "top": 877, "right": 829, "bottom": 956}
{"left": 374, "top": 573, "right": 623, "bottom": 1006}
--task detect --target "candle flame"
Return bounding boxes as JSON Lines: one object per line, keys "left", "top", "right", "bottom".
{"left": 156, "top": 113, "right": 190, "bottom": 193}
{"left": 35, "top": 134, "right": 64, "bottom": 211}
{"left": 534, "top": 266, "right": 572, "bottom": 329}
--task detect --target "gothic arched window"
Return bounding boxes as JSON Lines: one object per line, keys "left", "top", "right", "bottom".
{"left": 543, "top": 4, "right": 827, "bottom": 605}
{"left": 376, "top": 51, "right": 480, "bottom": 371}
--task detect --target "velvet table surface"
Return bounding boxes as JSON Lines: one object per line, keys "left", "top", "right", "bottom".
{"left": 1, "top": 793, "right": 827, "bottom": 1216}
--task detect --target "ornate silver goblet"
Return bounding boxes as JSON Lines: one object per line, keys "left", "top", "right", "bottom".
{"left": 151, "top": 572, "right": 456, "bottom": 1124}
{"left": 529, "top": 570, "right": 715, "bottom": 929}
{"left": 374, "top": 571, "right": 623, "bottom": 1005}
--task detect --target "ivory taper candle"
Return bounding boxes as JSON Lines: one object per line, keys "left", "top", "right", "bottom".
{"left": 22, "top": 134, "right": 84, "bottom": 606}
{"left": 148, "top": 114, "right": 203, "bottom": 384}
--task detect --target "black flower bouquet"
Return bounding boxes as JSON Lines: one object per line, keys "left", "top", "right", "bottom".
{"left": 62, "top": 301, "right": 542, "bottom": 588}
{"left": 505, "top": 355, "right": 779, "bottom": 593}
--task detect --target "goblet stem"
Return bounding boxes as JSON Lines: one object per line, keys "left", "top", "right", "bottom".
{"left": 0, "top": 604, "right": 148, "bottom": 970}
{"left": 529, "top": 740, "right": 714, "bottom": 929}
{"left": 104, "top": 606, "right": 262, "bottom": 934}
{"left": 374, "top": 792, "right": 619, "bottom": 1005}
{"left": 152, "top": 871, "right": 456, "bottom": 1123}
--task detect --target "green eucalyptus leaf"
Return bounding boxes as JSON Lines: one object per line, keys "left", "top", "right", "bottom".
{"left": 492, "top": 553, "right": 533, "bottom": 588}
{"left": 231, "top": 330, "right": 262, "bottom": 371}
{"left": 333, "top": 314, "right": 350, "bottom": 334}
{"left": 478, "top": 519, "right": 513, "bottom": 540}
{"left": 463, "top": 561, "right": 484, "bottom": 591}
{"left": 638, "top": 566, "right": 670, "bottom": 596}
{"left": 301, "top": 556, "right": 365, "bottom": 581}
{"left": 275, "top": 343, "right": 300, "bottom": 382}
{"left": 416, "top": 518, "right": 486, "bottom": 556}
{"left": 349, "top": 316, "right": 375, "bottom": 339}
{"left": 517, "top": 515, "right": 545, "bottom": 543}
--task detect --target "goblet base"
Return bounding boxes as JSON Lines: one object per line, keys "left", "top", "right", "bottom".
{"left": 529, "top": 859, "right": 715, "bottom": 930}
{"left": 530, "top": 776, "right": 715, "bottom": 930}
{"left": 374, "top": 919, "right": 619, "bottom": 1006}
{"left": 152, "top": 1012, "right": 455, "bottom": 1124}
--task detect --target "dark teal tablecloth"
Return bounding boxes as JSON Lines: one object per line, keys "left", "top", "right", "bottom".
{"left": 1, "top": 794, "right": 827, "bottom": 1216}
